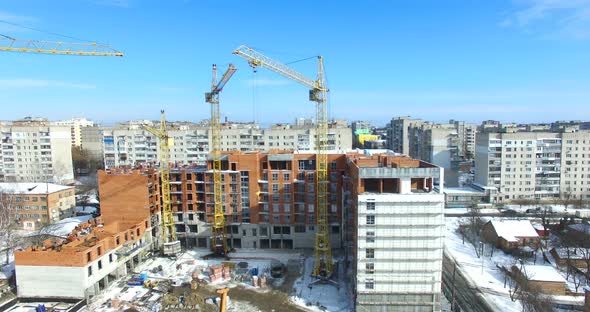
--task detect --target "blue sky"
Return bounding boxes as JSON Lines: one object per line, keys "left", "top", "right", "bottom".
{"left": 1, "top": 0, "right": 590, "bottom": 126}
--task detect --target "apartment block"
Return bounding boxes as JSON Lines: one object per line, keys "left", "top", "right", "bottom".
{"left": 387, "top": 117, "right": 425, "bottom": 155}
{"left": 348, "top": 154, "right": 444, "bottom": 312}
{"left": 54, "top": 117, "right": 95, "bottom": 147}
{"left": 475, "top": 131, "right": 590, "bottom": 201}
{"left": 80, "top": 125, "right": 104, "bottom": 161}
{"left": 0, "top": 182, "right": 75, "bottom": 230}
{"left": 98, "top": 121, "right": 351, "bottom": 168}
{"left": 0, "top": 118, "right": 74, "bottom": 184}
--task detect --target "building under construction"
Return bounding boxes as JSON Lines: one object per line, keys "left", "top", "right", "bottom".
{"left": 12, "top": 150, "right": 444, "bottom": 312}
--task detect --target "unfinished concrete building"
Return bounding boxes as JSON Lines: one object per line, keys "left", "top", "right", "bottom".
{"left": 14, "top": 216, "right": 153, "bottom": 300}
{"left": 348, "top": 154, "right": 444, "bottom": 312}
{"left": 13, "top": 169, "right": 158, "bottom": 300}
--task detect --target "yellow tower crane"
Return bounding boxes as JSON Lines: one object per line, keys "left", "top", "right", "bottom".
{"left": 0, "top": 34, "right": 123, "bottom": 56}
{"left": 143, "top": 111, "right": 181, "bottom": 255}
{"left": 233, "top": 46, "right": 333, "bottom": 279}
{"left": 205, "top": 64, "right": 237, "bottom": 256}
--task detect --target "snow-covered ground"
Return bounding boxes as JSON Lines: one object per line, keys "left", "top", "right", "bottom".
{"left": 290, "top": 257, "right": 352, "bottom": 312}
{"left": 445, "top": 218, "right": 586, "bottom": 311}
{"left": 82, "top": 248, "right": 305, "bottom": 312}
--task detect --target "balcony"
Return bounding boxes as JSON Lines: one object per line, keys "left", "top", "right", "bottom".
{"left": 359, "top": 167, "right": 440, "bottom": 179}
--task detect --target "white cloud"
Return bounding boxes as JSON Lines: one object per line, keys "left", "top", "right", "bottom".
{"left": 502, "top": 0, "right": 590, "bottom": 39}
{"left": 0, "top": 79, "right": 96, "bottom": 89}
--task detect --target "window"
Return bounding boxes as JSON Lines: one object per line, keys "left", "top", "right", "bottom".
{"left": 366, "top": 215, "right": 375, "bottom": 225}
{"left": 273, "top": 204, "right": 280, "bottom": 212}
{"left": 366, "top": 248, "right": 374, "bottom": 259}
{"left": 88, "top": 266, "right": 93, "bottom": 276}
{"left": 308, "top": 204, "right": 315, "bottom": 212}
{"left": 272, "top": 173, "right": 279, "bottom": 180}
{"left": 366, "top": 202, "right": 375, "bottom": 210}
{"left": 252, "top": 229, "right": 257, "bottom": 236}
{"left": 98, "top": 260, "right": 103, "bottom": 270}
{"left": 283, "top": 173, "right": 290, "bottom": 180}
{"left": 86, "top": 252, "right": 91, "bottom": 263}
{"left": 365, "top": 279, "right": 374, "bottom": 289}
{"left": 272, "top": 184, "right": 279, "bottom": 192}
{"left": 97, "top": 246, "right": 102, "bottom": 256}
{"left": 330, "top": 161, "right": 337, "bottom": 169}
{"left": 366, "top": 231, "right": 375, "bottom": 243}
{"left": 284, "top": 184, "right": 291, "bottom": 192}
{"left": 295, "top": 225, "right": 306, "bottom": 233}
{"left": 284, "top": 204, "right": 291, "bottom": 212}
{"left": 109, "top": 254, "right": 113, "bottom": 263}
{"left": 366, "top": 263, "right": 375, "bottom": 274}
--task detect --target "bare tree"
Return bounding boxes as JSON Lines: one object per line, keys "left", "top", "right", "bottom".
{"left": 509, "top": 262, "right": 554, "bottom": 312}
{"left": 559, "top": 189, "right": 575, "bottom": 212}
{"left": 0, "top": 191, "right": 19, "bottom": 265}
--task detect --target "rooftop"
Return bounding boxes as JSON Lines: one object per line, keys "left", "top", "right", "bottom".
{"left": 516, "top": 265, "right": 566, "bottom": 283}
{"left": 488, "top": 219, "right": 539, "bottom": 242}
{"left": 0, "top": 183, "right": 73, "bottom": 195}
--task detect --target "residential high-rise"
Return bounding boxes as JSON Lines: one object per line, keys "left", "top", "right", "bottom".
{"left": 80, "top": 125, "right": 105, "bottom": 162}
{"left": 386, "top": 117, "right": 424, "bottom": 155}
{"left": 99, "top": 120, "right": 352, "bottom": 168}
{"left": 386, "top": 117, "right": 476, "bottom": 186}
{"left": 475, "top": 131, "right": 590, "bottom": 201}
{"left": 0, "top": 117, "right": 74, "bottom": 184}
{"left": 348, "top": 153, "right": 444, "bottom": 312}
{"left": 54, "top": 117, "right": 95, "bottom": 147}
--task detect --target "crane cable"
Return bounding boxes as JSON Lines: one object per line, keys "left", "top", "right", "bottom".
{"left": 0, "top": 19, "right": 99, "bottom": 43}
{"left": 251, "top": 66, "right": 258, "bottom": 124}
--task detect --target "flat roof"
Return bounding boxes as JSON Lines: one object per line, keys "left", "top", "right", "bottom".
{"left": 518, "top": 265, "right": 566, "bottom": 283}
{"left": 0, "top": 183, "right": 72, "bottom": 195}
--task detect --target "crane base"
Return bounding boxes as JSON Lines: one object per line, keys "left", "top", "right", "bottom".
{"left": 309, "top": 275, "right": 339, "bottom": 288}
{"left": 163, "top": 241, "right": 181, "bottom": 255}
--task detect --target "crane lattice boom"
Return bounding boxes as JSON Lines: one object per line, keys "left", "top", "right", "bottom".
{"left": 205, "top": 64, "right": 237, "bottom": 256}
{"left": 233, "top": 46, "right": 332, "bottom": 278}
{"left": 143, "top": 111, "right": 179, "bottom": 254}
{"left": 0, "top": 35, "right": 123, "bottom": 57}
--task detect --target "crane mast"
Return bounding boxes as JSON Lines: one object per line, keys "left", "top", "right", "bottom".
{"left": 0, "top": 35, "right": 123, "bottom": 56}
{"left": 143, "top": 111, "right": 181, "bottom": 255}
{"left": 205, "top": 64, "right": 237, "bottom": 256}
{"left": 233, "top": 46, "right": 332, "bottom": 278}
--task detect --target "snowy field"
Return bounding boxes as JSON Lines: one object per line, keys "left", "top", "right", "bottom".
{"left": 445, "top": 218, "right": 586, "bottom": 311}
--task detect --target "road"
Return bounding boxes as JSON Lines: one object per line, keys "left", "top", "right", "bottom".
{"left": 442, "top": 251, "right": 497, "bottom": 312}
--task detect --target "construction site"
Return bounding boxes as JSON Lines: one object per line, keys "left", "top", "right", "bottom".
{"left": 2, "top": 30, "right": 445, "bottom": 312}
